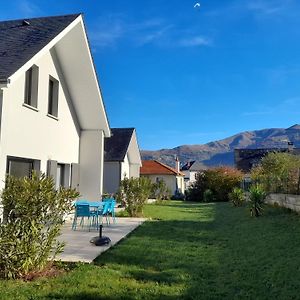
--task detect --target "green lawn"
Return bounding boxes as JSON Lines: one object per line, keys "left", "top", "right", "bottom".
{"left": 1, "top": 201, "right": 300, "bottom": 299}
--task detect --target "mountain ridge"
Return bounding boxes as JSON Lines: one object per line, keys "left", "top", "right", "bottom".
{"left": 141, "top": 125, "right": 300, "bottom": 168}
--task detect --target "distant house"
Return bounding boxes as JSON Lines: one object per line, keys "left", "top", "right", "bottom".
{"left": 103, "top": 128, "right": 142, "bottom": 194}
{"left": 181, "top": 161, "right": 206, "bottom": 187}
{"left": 0, "top": 14, "right": 110, "bottom": 201}
{"left": 234, "top": 146, "right": 300, "bottom": 173}
{"left": 140, "top": 160, "right": 185, "bottom": 195}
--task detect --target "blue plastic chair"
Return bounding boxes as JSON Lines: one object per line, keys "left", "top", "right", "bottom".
{"left": 97, "top": 201, "right": 111, "bottom": 227}
{"left": 108, "top": 199, "right": 116, "bottom": 223}
{"left": 72, "top": 204, "right": 97, "bottom": 231}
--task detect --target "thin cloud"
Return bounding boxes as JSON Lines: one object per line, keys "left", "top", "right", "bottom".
{"left": 178, "top": 36, "right": 212, "bottom": 47}
{"left": 18, "top": 0, "right": 43, "bottom": 17}
{"left": 90, "top": 15, "right": 211, "bottom": 49}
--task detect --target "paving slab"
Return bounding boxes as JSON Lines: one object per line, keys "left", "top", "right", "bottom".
{"left": 56, "top": 217, "right": 146, "bottom": 263}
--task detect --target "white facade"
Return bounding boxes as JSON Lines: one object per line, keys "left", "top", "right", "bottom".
{"left": 103, "top": 129, "right": 141, "bottom": 194}
{"left": 0, "top": 15, "right": 110, "bottom": 201}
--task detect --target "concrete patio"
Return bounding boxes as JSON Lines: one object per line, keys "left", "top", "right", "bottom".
{"left": 56, "top": 217, "right": 146, "bottom": 263}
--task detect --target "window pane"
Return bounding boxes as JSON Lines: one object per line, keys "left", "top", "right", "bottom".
{"left": 48, "top": 77, "right": 59, "bottom": 117}
{"left": 24, "top": 68, "right": 32, "bottom": 105}
{"left": 9, "top": 160, "right": 32, "bottom": 178}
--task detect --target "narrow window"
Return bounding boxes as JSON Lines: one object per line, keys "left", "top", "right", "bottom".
{"left": 24, "top": 65, "right": 39, "bottom": 108}
{"left": 48, "top": 76, "right": 59, "bottom": 118}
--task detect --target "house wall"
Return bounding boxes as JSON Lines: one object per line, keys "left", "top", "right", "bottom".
{"left": 176, "top": 176, "right": 185, "bottom": 194}
{"left": 121, "top": 153, "right": 130, "bottom": 180}
{"left": 0, "top": 50, "right": 80, "bottom": 190}
{"left": 103, "top": 161, "right": 120, "bottom": 194}
{"left": 142, "top": 174, "right": 178, "bottom": 195}
{"left": 130, "top": 163, "right": 140, "bottom": 178}
{"left": 79, "top": 130, "right": 104, "bottom": 201}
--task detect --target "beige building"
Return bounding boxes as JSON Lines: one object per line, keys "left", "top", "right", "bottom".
{"left": 140, "top": 160, "right": 185, "bottom": 195}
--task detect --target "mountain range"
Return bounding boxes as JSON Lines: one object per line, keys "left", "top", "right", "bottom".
{"left": 141, "top": 125, "right": 300, "bottom": 169}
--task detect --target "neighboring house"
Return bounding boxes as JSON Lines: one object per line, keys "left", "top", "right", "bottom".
{"left": 181, "top": 161, "right": 206, "bottom": 187}
{"left": 234, "top": 147, "right": 300, "bottom": 173}
{"left": 0, "top": 14, "right": 111, "bottom": 201}
{"left": 103, "top": 128, "right": 142, "bottom": 194}
{"left": 140, "top": 160, "right": 185, "bottom": 195}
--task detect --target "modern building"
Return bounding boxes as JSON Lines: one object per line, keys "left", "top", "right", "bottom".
{"left": 0, "top": 14, "right": 110, "bottom": 201}
{"left": 103, "top": 128, "right": 142, "bottom": 194}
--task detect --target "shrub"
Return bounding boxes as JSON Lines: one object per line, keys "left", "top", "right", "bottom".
{"left": 0, "top": 173, "right": 79, "bottom": 279}
{"left": 248, "top": 184, "right": 266, "bottom": 217}
{"left": 186, "top": 167, "right": 243, "bottom": 202}
{"left": 171, "top": 191, "right": 185, "bottom": 200}
{"left": 116, "top": 177, "right": 152, "bottom": 217}
{"left": 229, "top": 187, "right": 245, "bottom": 207}
{"left": 152, "top": 179, "right": 171, "bottom": 202}
{"left": 203, "top": 189, "right": 215, "bottom": 202}
{"left": 251, "top": 152, "right": 300, "bottom": 194}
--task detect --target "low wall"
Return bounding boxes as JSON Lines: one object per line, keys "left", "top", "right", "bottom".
{"left": 266, "top": 193, "right": 300, "bottom": 212}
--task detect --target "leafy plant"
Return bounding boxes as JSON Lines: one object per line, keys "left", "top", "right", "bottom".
{"left": 229, "top": 187, "right": 245, "bottom": 207}
{"left": 0, "top": 172, "right": 79, "bottom": 279}
{"left": 251, "top": 152, "right": 300, "bottom": 194}
{"left": 186, "top": 167, "right": 243, "bottom": 202}
{"left": 152, "top": 179, "right": 171, "bottom": 202}
{"left": 203, "top": 189, "right": 215, "bottom": 202}
{"left": 116, "top": 177, "right": 152, "bottom": 217}
{"left": 248, "top": 184, "right": 266, "bottom": 217}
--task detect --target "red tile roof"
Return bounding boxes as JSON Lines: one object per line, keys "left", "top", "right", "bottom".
{"left": 140, "top": 160, "right": 184, "bottom": 176}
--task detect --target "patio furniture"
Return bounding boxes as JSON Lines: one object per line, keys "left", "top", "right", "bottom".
{"left": 97, "top": 200, "right": 111, "bottom": 227}
{"left": 72, "top": 204, "right": 98, "bottom": 231}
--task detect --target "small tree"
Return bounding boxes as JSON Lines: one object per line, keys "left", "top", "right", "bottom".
{"left": 248, "top": 184, "right": 266, "bottom": 217}
{"left": 152, "top": 179, "right": 171, "bottom": 202}
{"left": 229, "top": 187, "right": 245, "bottom": 207}
{"left": 116, "top": 177, "right": 152, "bottom": 217}
{"left": 251, "top": 152, "right": 300, "bottom": 194}
{"left": 0, "top": 172, "right": 79, "bottom": 279}
{"left": 186, "top": 167, "right": 243, "bottom": 202}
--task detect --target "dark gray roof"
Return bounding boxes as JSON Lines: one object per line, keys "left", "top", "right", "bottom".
{"left": 104, "top": 128, "right": 135, "bottom": 161}
{"left": 0, "top": 14, "right": 80, "bottom": 82}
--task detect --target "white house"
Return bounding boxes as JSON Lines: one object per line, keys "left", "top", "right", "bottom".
{"left": 103, "top": 128, "right": 142, "bottom": 194}
{"left": 140, "top": 160, "right": 185, "bottom": 195}
{"left": 181, "top": 161, "right": 206, "bottom": 188}
{"left": 0, "top": 14, "right": 110, "bottom": 201}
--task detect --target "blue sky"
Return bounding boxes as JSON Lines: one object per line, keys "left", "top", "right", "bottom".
{"left": 1, "top": 0, "right": 300, "bottom": 150}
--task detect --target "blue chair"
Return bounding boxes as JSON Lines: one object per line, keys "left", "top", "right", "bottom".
{"left": 108, "top": 199, "right": 116, "bottom": 223}
{"left": 72, "top": 204, "right": 98, "bottom": 231}
{"left": 97, "top": 201, "right": 111, "bottom": 227}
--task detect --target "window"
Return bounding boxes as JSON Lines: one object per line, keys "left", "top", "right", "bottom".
{"left": 47, "top": 160, "right": 70, "bottom": 189}
{"left": 48, "top": 76, "right": 59, "bottom": 118}
{"left": 7, "top": 156, "right": 40, "bottom": 178}
{"left": 24, "top": 65, "right": 39, "bottom": 108}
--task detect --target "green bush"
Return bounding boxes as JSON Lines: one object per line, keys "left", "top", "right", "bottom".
{"left": 203, "top": 189, "right": 215, "bottom": 202}
{"left": 152, "top": 179, "right": 171, "bottom": 202}
{"left": 116, "top": 177, "right": 152, "bottom": 217}
{"left": 251, "top": 152, "right": 300, "bottom": 194}
{"left": 248, "top": 184, "right": 266, "bottom": 217}
{"left": 0, "top": 173, "right": 79, "bottom": 279}
{"left": 186, "top": 167, "right": 243, "bottom": 202}
{"left": 229, "top": 187, "right": 245, "bottom": 207}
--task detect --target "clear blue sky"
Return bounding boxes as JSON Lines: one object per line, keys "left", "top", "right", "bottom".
{"left": 1, "top": 0, "right": 300, "bottom": 150}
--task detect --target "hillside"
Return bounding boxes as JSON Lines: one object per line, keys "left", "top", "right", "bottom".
{"left": 141, "top": 125, "right": 300, "bottom": 168}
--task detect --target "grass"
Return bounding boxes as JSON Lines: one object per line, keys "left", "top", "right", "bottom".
{"left": 1, "top": 201, "right": 300, "bottom": 299}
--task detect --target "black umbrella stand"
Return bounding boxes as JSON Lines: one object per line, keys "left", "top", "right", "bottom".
{"left": 90, "top": 224, "right": 111, "bottom": 246}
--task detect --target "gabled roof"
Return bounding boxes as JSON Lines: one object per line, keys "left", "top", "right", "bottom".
{"left": 104, "top": 128, "right": 135, "bottom": 161}
{"left": 141, "top": 160, "right": 184, "bottom": 176}
{"left": 181, "top": 161, "right": 207, "bottom": 171}
{"left": 181, "top": 161, "right": 196, "bottom": 171}
{"left": 0, "top": 14, "right": 80, "bottom": 83}
{"left": 0, "top": 14, "right": 110, "bottom": 135}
